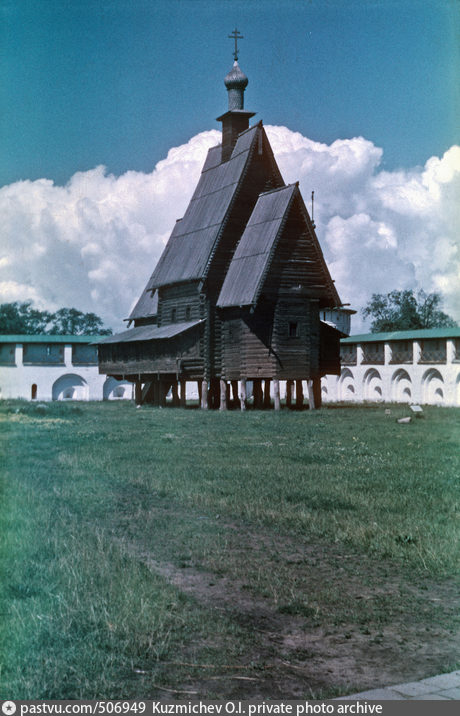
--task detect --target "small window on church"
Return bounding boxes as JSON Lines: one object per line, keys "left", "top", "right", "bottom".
{"left": 289, "top": 322, "right": 299, "bottom": 338}
{"left": 186, "top": 306, "right": 191, "bottom": 320}
{"left": 171, "top": 308, "right": 177, "bottom": 322}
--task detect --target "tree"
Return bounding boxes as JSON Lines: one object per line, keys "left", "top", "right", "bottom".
{"left": 362, "top": 290, "right": 457, "bottom": 333}
{"left": 0, "top": 301, "right": 52, "bottom": 334}
{"left": 0, "top": 301, "right": 112, "bottom": 335}
{"left": 48, "top": 308, "right": 112, "bottom": 335}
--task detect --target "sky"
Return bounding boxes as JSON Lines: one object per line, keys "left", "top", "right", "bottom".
{"left": 1, "top": 0, "right": 459, "bottom": 333}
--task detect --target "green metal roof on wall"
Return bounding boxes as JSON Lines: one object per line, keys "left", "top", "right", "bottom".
{"left": 341, "top": 327, "right": 460, "bottom": 344}
{"left": 0, "top": 335, "right": 105, "bottom": 343}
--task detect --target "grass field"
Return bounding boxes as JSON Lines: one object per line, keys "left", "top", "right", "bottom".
{"left": 1, "top": 400, "right": 459, "bottom": 699}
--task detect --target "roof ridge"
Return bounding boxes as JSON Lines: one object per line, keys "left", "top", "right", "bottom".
{"left": 250, "top": 185, "right": 298, "bottom": 307}
{"left": 202, "top": 122, "right": 261, "bottom": 282}
{"left": 234, "top": 121, "right": 261, "bottom": 140}
{"left": 258, "top": 182, "right": 298, "bottom": 198}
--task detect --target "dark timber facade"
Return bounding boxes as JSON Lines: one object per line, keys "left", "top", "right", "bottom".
{"left": 97, "top": 51, "right": 346, "bottom": 410}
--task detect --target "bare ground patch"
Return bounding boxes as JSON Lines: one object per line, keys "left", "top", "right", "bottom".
{"left": 113, "top": 516, "right": 460, "bottom": 699}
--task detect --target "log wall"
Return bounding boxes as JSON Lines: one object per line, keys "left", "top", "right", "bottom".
{"left": 98, "top": 326, "right": 204, "bottom": 379}
{"left": 157, "top": 282, "right": 202, "bottom": 326}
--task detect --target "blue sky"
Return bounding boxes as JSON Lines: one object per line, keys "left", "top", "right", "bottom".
{"left": 1, "top": 0, "right": 459, "bottom": 331}
{"left": 1, "top": 0, "right": 459, "bottom": 186}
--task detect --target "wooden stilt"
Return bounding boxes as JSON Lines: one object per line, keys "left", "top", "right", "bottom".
{"left": 179, "top": 379, "right": 186, "bottom": 408}
{"left": 263, "top": 379, "right": 271, "bottom": 409}
{"left": 226, "top": 382, "right": 231, "bottom": 407}
{"left": 135, "top": 380, "right": 142, "bottom": 406}
{"left": 308, "top": 377, "right": 322, "bottom": 409}
{"left": 273, "top": 379, "right": 280, "bottom": 411}
{"left": 307, "top": 380, "right": 315, "bottom": 410}
{"left": 220, "top": 379, "right": 227, "bottom": 411}
{"left": 231, "top": 381, "right": 238, "bottom": 408}
{"left": 239, "top": 379, "right": 247, "bottom": 411}
{"left": 159, "top": 380, "right": 167, "bottom": 407}
{"left": 197, "top": 380, "right": 202, "bottom": 405}
{"left": 171, "top": 381, "right": 179, "bottom": 407}
{"left": 201, "top": 379, "right": 208, "bottom": 410}
{"left": 253, "top": 378, "right": 263, "bottom": 409}
{"left": 296, "top": 380, "right": 304, "bottom": 409}
{"left": 210, "top": 378, "right": 220, "bottom": 409}
{"left": 286, "top": 380, "right": 293, "bottom": 409}
{"left": 141, "top": 382, "right": 155, "bottom": 404}
{"left": 153, "top": 378, "right": 160, "bottom": 407}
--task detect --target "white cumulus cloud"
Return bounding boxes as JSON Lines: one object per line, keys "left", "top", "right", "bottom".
{"left": 0, "top": 126, "right": 458, "bottom": 333}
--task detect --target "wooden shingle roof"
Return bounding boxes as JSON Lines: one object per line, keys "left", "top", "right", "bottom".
{"left": 93, "top": 320, "right": 204, "bottom": 345}
{"left": 146, "top": 124, "right": 261, "bottom": 290}
{"left": 128, "top": 288, "right": 158, "bottom": 322}
{"left": 217, "top": 183, "right": 340, "bottom": 309}
{"left": 217, "top": 184, "right": 297, "bottom": 308}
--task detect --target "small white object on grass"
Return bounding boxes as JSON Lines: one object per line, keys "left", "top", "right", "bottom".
{"left": 410, "top": 404, "right": 423, "bottom": 415}
{"left": 397, "top": 416, "right": 411, "bottom": 424}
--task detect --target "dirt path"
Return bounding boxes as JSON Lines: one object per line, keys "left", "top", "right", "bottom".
{"left": 113, "top": 519, "right": 460, "bottom": 699}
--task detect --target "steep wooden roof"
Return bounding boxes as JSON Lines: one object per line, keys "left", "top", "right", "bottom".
{"left": 217, "top": 183, "right": 340, "bottom": 309}
{"left": 217, "top": 184, "right": 296, "bottom": 308}
{"left": 146, "top": 124, "right": 262, "bottom": 290}
{"left": 128, "top": 288, "right": 158, "bottom": 322}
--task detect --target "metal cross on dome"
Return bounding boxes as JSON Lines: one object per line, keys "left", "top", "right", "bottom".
{"left": 228, "top": 28, "right": 243, "bottom": 61}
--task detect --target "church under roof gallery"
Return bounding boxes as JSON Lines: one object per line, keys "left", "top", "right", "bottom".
{"left": 96, "top": 45, "right": 350, "bottom": 410}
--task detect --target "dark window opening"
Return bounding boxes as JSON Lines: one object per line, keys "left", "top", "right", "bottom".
{"left": 419, "top": 339, "right": 446, "bottom": 363}
{"left": 289, "top": 322, "right": 299, "bottom": 338}
{"left": 31, "top": 384, "right": 37, "bottom": 400}
{"left": 185, "top": 306, "right": 191, "bottom": 320}
{"left": 171, "top": 308, "right": 177, "bottom": 323}
{"left": 341, "top": 344, "right": 357, "bottom": 365}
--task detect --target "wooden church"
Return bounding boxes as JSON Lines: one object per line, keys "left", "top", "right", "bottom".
{"left": 97, "top": 37, "right": 347, "bottom": 410}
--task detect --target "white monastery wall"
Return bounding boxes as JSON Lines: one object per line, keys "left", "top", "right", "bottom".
{"left": 0, "top": 338, "right": 132, "bottom": 402}
{"left": 321, "top": 337, "right": 460, "bottom": 407}
{"left": 2, "top": 332, "right": 459, "bottom": 407}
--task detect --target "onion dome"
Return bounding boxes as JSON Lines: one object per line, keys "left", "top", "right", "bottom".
{"left": 224, "top": 61, "right": 248, "bottom": 110}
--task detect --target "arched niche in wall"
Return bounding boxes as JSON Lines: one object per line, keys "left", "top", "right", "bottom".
{"left": 421, "top": 368, "right": 444, "bottom": 405}
{"left": 338, "top": 367, "right": 356, "bottom": 401}
{"left": 391, "top": 368, "right": 412, "bottom": 403}
{"left": 52, "top": 374, "right": 89, "bottom": 401}
{"left": 363, "top": 368, "right": 383, "bottom": 401}
{"left": 103, "top": 377, "right": 133, "bottom": 400}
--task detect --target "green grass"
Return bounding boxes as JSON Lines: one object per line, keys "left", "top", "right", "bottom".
{"left": 1, "top": 400, "right": 459, "bottom": 698}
